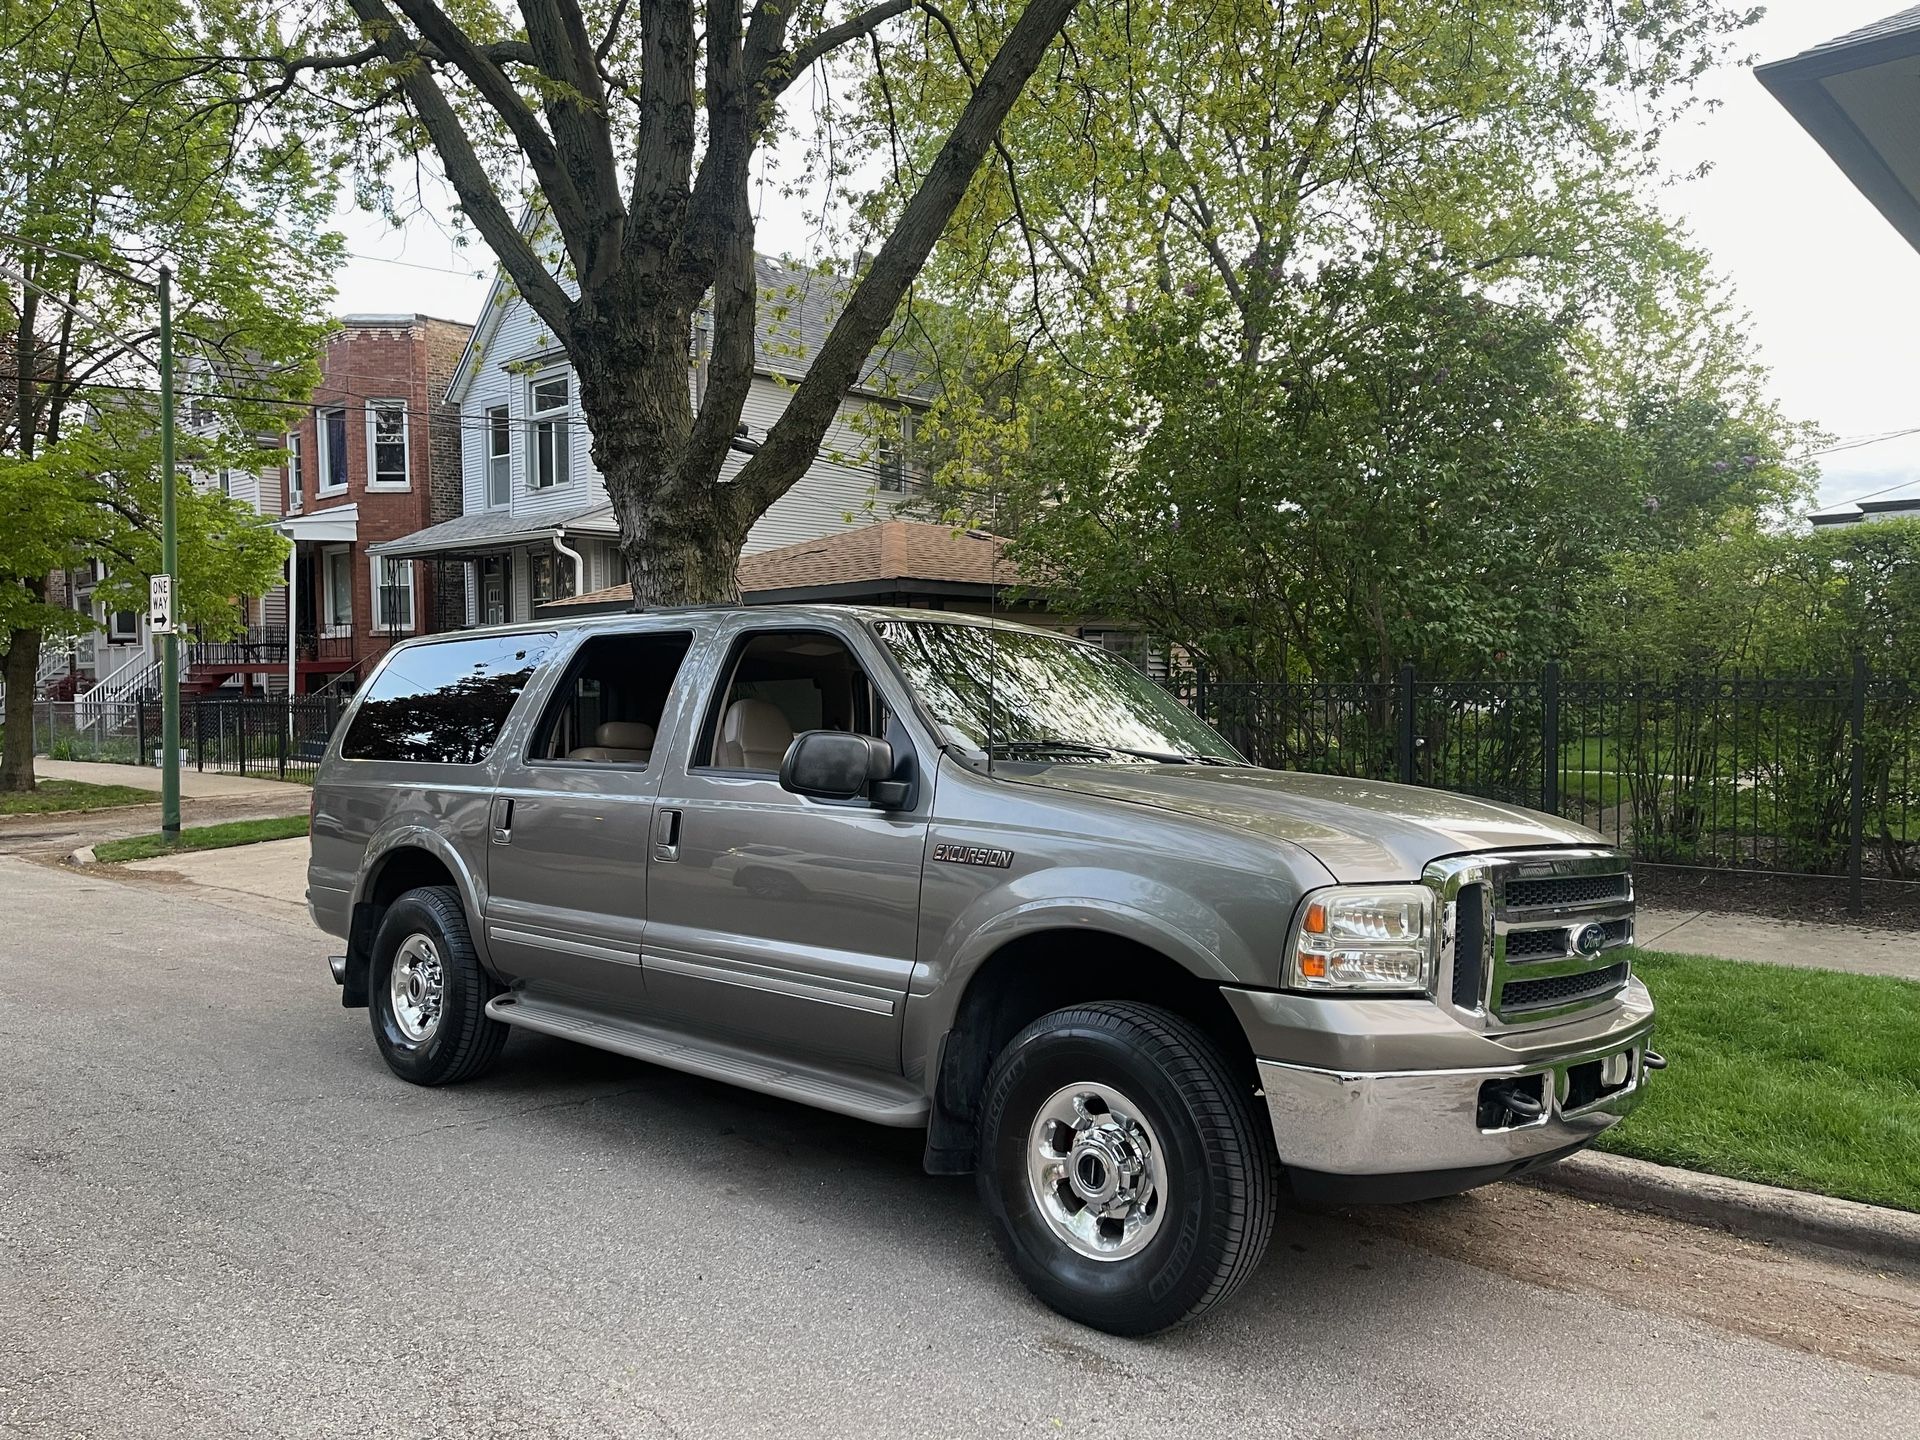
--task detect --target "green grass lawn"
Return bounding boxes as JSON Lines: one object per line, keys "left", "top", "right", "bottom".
{"left": 1601, "top": 949, "right": 1920, "bottom": 1212}
{"left": 92, "top": 814, "right": 309, "bottom": 864}
{"left": 0, "top": 779, "right": 157, "bottom": 816}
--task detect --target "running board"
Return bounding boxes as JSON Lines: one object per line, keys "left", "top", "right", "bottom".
{"left": 485, "top": 992, "right": 929, "bottom": 1128}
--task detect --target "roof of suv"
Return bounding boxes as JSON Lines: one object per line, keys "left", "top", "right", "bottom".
{"left": 382, "top": 604, "right": 1067, "bottom": 651}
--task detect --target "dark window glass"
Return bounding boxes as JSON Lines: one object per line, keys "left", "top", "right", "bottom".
{"left": 342, "top": 632, "right": 556, "bottom": 763}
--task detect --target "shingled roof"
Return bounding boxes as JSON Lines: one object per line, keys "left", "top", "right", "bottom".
{"left": 547, "top": 520, "right": 1023, "bottom": 610}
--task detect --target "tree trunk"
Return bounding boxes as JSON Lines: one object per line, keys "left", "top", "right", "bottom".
{"left": 1, "top": 626, "right": 41, "bottom": 793}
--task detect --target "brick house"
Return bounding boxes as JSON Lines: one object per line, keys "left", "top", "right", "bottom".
{"left": 274, "top": 314, "right": 472, "bottom": 692}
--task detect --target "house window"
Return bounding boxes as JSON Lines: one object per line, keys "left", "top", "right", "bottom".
{"left": 877, "top": 410, "right": 923, "bottom": 492}
{"left": 317, "top": 407, "right": 348, "bottom": 492}
{"left": 324, "top": 547, "right": 353, "bottom": 631}
{"left": 367, "top": 400, "right": 409, "bottom": 488}
{"left": 486, "top": 405, "right": 511, "bottom": 508}
{"left": 215, "top": 467, "right": 233, "bottom": 495}
{"left": 286, "top": 432, "right": 303, "bottom": 513}
{"left": 108, "top": 609, "right": 139, "bottom": 643}
{"left": 373, "top": 555, "right": 415, "bottom": 632}
{"left": 529, "top": 372, "right": 570, "bottom": 489}
{"left": 529, "top": 550, "right": 575, "bottom": 603}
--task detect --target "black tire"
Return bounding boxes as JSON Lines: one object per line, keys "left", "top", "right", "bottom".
{"left": 368, "top": 885, "right": 508, "bottom": 1086}
{"left": 976, "top": 1002, "right": 1278, "bottom": 1335}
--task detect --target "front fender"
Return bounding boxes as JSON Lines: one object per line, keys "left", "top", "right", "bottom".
{"left": 350, "top": 820, "right": 496, "bottom": 975}
{"left": 900, "top": 866, "right": 1271, "bottom": 1090}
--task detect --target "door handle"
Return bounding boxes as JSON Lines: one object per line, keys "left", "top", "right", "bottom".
{"left": 653, "top": 807, "right": 682, "bottom": 862}
{"left": 490, "top": 796, "right": 513, "bottom": 845}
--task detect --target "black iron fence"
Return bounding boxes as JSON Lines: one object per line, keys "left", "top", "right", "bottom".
{"left": 1171, "top": 660, "right": 1919, "bottom": 911}
{"left": 32, "top": 694, "right": 347, "bottom": 784}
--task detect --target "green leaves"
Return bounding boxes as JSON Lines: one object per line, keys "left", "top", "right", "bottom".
{"left": 0, "top": 0, "right": 333, "bottom": 645}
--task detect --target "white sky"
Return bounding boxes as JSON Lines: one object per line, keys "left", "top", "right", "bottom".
{"left": 329, "top": 1, "right": 1920, "bottom": 515}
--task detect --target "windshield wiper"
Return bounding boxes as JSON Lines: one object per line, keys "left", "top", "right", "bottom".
{"left": 991, "top": 739, "right": 1232, "bottom": 765}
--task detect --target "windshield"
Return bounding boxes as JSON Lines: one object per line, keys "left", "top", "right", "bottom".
{"left": 874, "top": 620, "right": 1244, "bottom": 765}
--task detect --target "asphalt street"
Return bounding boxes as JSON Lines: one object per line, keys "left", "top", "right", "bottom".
{"left": 3, "top": 853, "right": 1917, "bottom": 1439}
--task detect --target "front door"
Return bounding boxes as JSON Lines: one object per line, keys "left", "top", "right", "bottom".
{"left": 483, "top": 628, "right": 695, "bottom": 1003}
{"left": 641, "top": 624, "right": 926, "bottom": 1072}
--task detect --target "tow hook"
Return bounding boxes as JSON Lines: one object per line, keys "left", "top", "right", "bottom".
{"left": 1643, "top": 1048, "right": 1668, "bottom": 1072}
{"left": 1500, "top": 1089, "right": 1545, "bottom": 1120}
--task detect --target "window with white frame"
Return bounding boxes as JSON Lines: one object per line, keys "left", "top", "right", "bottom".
{"left": 486, "top": 405, "right": 511, "bottom": 507}
{"left": 876, "top": 410, "right": 924, "bottom": 492}
{"left": 317, "top": 407, "right": 348, "bottom": 492}
{"left": 286, "top": 432, "right": 303, "bottom": 513}
{"left": 529, "top": 372, "right": 570, "bottom": 489}
{"left": 215, "top": 467, "right": 233, "bottom": 495}
{"left": 107, "top": 607, "right": 139, "bottom": 642}
{"left": 367, "top": 400, "right": 409, "bottom": 487}
{"left": 324, "top": 547, "right": 353, "bottom": 631}
{"left": 372, "top": 554, "right": 415, "bottom": 632}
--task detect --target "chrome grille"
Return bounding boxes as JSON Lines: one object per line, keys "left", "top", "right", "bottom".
{"left": 1502, "top": 873, "right": 1630, "bottom": 910}
{"left": 1426, "top": 848, "right": 1635, "bottom": 1027}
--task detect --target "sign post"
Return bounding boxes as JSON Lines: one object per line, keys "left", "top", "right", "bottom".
{"left": 158, "top": 265, "right": 180, "bottom": 839}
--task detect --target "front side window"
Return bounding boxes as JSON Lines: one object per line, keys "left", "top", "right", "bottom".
{"left": 108, "top": 609, "right": 139, "bottom": 642}
{"left": 698, "top": 630, "right": 884, "bottom": 773}
{"left": 875, "top": 620, "right": 1242, "bottom": 764}
{"left": 341, "top": 632, "right": 556, "bottom": 763}
{"left": 486, "top": 405, "right": 510, "bottom": 507}
{"left": 530, "top": 372, "right": 570, "bottom": 489}
{"left": 317, "top": 407, "right": 348, "bottom": 491}
{"left": 367, "top": 400, "right": 409, "bottom": 487}
{"left": 373, "top": 555, "right": 415, "bottom": 632}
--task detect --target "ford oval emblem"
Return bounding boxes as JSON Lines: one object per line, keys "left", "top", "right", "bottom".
{"left": 1574, "top": 923, "right": 1609, "bottom": 956}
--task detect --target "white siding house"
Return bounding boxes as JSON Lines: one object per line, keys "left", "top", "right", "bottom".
{"left": 371, "top": 254, "right": 931, "bottom": 623}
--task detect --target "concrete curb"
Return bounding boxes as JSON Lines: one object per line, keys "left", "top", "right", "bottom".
{"left": 68, "top": 845, "right": 97, "bottom": 866}
{"left": 1524, "top": 1150, "right": 1920, "bottom": 1267}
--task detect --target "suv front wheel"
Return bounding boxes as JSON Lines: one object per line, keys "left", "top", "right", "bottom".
{"left": 976, "top": 1002, "right": 1279, "bottom": 1335}
{"left": 369, "top": 886, "right": 508, "bottom": 1086}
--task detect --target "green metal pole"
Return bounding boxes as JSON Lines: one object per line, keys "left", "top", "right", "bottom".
{"left": 159, "top": 265, "right": 180, "bottom": 838}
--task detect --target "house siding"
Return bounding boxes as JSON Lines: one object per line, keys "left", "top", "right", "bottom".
{"left": 449, "top": 277, "right": 926, "bottom": 605}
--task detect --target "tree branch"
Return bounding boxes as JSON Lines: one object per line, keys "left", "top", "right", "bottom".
{"left": 764, "top": 0, "right": 918, "bottom": 96}
{"left": 726, "top": 0, "right": 1079, "bottom": 526}
{"left": 341, "top": 0, "right": 575, "bottom": 341}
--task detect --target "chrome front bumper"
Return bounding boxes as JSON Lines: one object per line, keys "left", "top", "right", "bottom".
{"left": 1256, "top": 1014, "right": 1657, "bottom": 1185}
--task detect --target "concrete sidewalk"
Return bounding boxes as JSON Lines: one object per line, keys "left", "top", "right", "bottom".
{"left": 119, "top": 834, "right": 313, "bottom": 928}
{"left": 1637, "top": 905, "right": 1916, "bottom": 981}
{"left": 32, "top": 756, "right": 312, "bottom": 802}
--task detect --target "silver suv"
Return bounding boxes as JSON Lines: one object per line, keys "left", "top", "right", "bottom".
{"left": 309, "top": 606, "right": 1658, "bottom": 1334}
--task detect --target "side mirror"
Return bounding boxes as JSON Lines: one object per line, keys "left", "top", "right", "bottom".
{"left": 779, "top": 731, "right": 906, "bottom": 808}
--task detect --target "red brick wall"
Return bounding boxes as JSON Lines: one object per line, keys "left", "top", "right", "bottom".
{"left": 282, "top": 315, "right": 472, "bottom": 681}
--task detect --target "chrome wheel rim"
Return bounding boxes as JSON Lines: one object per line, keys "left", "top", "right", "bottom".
{"left": 1025, "top": 1082, "right": 1167, "bottom": 1262}
{"left": 389, "top": 934, "right": 445, "bottom": 1043}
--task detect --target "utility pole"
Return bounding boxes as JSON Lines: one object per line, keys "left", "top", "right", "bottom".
{"left": 158, "top": 264, "right": 180, "bottom": 839}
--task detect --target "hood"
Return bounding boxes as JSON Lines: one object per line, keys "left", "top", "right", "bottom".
{"left": 1010, "top": 764, "right": 1604, "bottom": 883}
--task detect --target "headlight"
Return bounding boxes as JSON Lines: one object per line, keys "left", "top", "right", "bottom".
{"left": 1285, "top": 885, "right": 1435, "bottom": 992}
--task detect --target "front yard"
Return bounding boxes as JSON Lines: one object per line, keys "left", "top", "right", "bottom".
{"left": 0, "top": 779, "right": 156, "bottom": 816}
{"left": 1603, "top": 950, "right": 1920, "bottom": 1213}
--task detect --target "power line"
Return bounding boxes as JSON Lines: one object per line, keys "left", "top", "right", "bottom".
{"left": 342, "top": 248, "right": 492, "bottom": 278}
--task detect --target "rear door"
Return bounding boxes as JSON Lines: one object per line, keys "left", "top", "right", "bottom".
{"left": 482, "top": 627, "right": 697, "bottom": 1002}
{"left": 640, "top": 620, "right": 929, "bottom": 1071}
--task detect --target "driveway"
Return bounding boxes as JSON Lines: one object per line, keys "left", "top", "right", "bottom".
{"left": 3, "top": 855, "right": 1917, "bottom": 1439}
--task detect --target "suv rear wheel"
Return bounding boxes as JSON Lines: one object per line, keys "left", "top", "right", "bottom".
{"left": 369, "top": 886, "right": 508, "bottom": 1086}
{"left": 976, "top": 1002, "right": 1278, "bottom": 1335}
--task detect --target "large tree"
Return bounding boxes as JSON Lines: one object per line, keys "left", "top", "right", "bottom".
{"left": 850, "top": 0, "right": 1807, "bottom": 675}
{"left": 0, "top": 0, "right": 336, "bottom": 791}
{"left": 209, "top": 0, "right": 1080, "bottom": 606}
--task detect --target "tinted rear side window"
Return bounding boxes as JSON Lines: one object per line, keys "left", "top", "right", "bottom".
{"left": 342, "top": 633, "right": 557, "bottom": 763}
